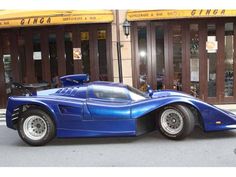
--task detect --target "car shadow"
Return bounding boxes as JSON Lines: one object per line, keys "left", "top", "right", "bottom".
{"left": 14, "top": 128, "right": 236, "bottom": 147}
{"left": 46, "top": 128, "right": 236, "bottom": 146}
{"left": 189, "top": 127, "right": 236, "bottom": 140}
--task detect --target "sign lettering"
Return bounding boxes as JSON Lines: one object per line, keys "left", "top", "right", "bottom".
{"left": 191, "top": 9, "right": 225, "bottom": 16}
{"left": 127, "top": 9, "right": 235, "bottom": 21}
{"left": 20, "top": 17, "right": 51, "bottom": 26}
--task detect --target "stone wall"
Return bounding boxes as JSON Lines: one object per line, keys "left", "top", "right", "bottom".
{"left": 111, "top": 10, "right": 133, "bottom": 86}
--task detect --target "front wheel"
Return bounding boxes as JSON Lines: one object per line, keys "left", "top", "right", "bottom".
{"left": 18, "top": 109, "right": 56, "bottom": 146}
{"left": 158, "top": 104, "right": 195, "bottom": 140}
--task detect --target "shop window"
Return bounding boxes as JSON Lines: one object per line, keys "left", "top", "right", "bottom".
{"left": 207, "top": 24, "right": 217, "bottom": 97}
{"left": 138, "top": 27, "right": 148, "bottom": 91}
{"left": 18, "top": 35, "right": 26, "bottom": 83}
{"left": 224, "top": 23, "right": 234, "bottom": 97}
{"left": 190, "top": 24, "right": 199, "bottom": 97}
{"left": 81, "top": 31, "right": 90, "bottom": 75}
{"left": 48, "top": 34, "right": 58, "bottom": 85}
{"left": 33, "top": 33, "right": 42, "bottom": 82}
{"left": 172, "top": 25, "right": 182, "bottom": 91}
{"left": 2, "top": 34, "right": 12, "bottom": 95}
{"left": 98, "top": 30, "right": 108, "bottom": 81}
{"left": 155, "top": 26, "right": 165, "bottom": 90}
{"left": 64, "top": 32, "right": 74, "bottom": 75}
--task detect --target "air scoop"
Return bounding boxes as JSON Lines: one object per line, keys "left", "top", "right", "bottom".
{"left": 60, "top": 74, "right": 89, "bottom": 87}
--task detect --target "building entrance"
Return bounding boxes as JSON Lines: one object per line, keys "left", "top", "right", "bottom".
{"left": 0, "top": 23, "right": 112, "bottom": 107}
{"left": 132, "top": 18, "right": 236, "bottom": 104}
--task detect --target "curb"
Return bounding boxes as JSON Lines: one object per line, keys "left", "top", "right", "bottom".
{"left": 0, "top": 113, "right": 6, "bottom": 122}
{"left": 0, "top": 119, "right": 5, "bottom": 123}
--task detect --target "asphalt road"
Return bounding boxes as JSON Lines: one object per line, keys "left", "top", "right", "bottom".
{"left": 1, "top": 124, "right": 236, "bottom": 167}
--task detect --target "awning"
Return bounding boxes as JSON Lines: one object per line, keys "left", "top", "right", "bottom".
{"left": 127, "top": 10, "right": 236, "bottom": 21}
{"left": 0, "top": 10, "right": 114, "bottom": 28}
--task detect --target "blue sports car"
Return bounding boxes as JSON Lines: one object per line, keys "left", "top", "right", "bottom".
{"left": 5, "top": 74, "right": 236, "bottom": 146}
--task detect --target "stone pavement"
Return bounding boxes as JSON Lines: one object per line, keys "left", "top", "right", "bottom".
{"left": 0, "top": 109, "right": 5, "bottom": 119}
{"left": 0, "top": 109, "right": 6, "bottom": 125}
{"left": 215, "top": 104, "right": 236, "bottom": 113}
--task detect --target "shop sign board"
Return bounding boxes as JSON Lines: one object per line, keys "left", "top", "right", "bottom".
{"left": 33, "top": 51, "right": 42, "bottom": 60}
{"left": 206, "top": 36, "right": 218, "bottom": 53}
{"left": 0, "top": 10, "right": 114, "bottom": 28}
{"left": 127, "top": 10, "right": 236, "bottom": 21}
{"left": 73, "top": 48, "right": 82, "bottom": 60}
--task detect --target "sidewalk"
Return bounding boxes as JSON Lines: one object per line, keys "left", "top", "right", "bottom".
{"left": 0, "top": 109, "right": 5, "bottom": 113}
{"left": 215, "top": 104, "right": 236, "bottom": 115}
{"left": 0, "top": 109, "right": 6, "bottom": 121}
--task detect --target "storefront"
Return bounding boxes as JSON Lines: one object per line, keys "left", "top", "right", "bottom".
{"left": 0, "top": 10, "right": 114, "bottom": 107}
{"left": 1, "top": 10, "right": 236, "bottom": 107}
{"left": 127, "top": 10, "right": 236, "bottom": 104}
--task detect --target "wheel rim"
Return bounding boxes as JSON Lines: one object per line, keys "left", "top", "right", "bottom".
{"left": 23, "top": 115, "right": 47, "bottom": 140}
{"left": 160, "top": 109, "right": 184, "bottom": 135}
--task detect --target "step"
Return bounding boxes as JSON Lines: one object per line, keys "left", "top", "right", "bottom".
{"left": 0, "top": 109, "right": 6, "bottom": 114}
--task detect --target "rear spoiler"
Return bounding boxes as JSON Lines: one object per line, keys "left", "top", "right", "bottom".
{"left": 60, "top": 74, "right": 89, "bottom": 87}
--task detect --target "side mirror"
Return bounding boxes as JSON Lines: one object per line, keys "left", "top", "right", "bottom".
{"left": 147, "top": 85, "right": 154, "bottom": 97}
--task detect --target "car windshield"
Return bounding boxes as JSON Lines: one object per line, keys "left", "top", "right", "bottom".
{"left": 127, "top": 85, "right": 150, "bottom": 101}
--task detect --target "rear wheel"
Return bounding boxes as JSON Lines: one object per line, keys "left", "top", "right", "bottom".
{"left": 158, "top": 104, "right": 195, "bottom": 140}
{"left": 18, "top": 109, "right": 55, "bottom": 146}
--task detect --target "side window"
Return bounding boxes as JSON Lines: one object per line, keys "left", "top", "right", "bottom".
{"left": 75, "top": 86, "right": 87, "bottom": 99}
{"left": 91, "top": 85, "right": 129, "bottom": 101}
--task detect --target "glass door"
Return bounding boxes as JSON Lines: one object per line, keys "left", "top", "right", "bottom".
{"left": 172, "top": 25, "right": 183, "bottom": 91}
{"left": 137, "top": 26, "right": 148, "bottom": 91}
{"left": 207, "top": 24, "right": 217, "bottom": 98}
{"left": 2, "top": 34, "right": 12, "bottom": 96}
{"left": 155, "top": 25, "right": 165, "bottom": 90}
{"left": 223, "top": 22, "right": 235, "bottom": 103}
{"left": 190, "top": 24, "right": 200, "bottom": 97}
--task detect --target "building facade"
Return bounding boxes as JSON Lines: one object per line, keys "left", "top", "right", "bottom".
{"left": 0, "top": 10, "right": 236, "bottom": 107}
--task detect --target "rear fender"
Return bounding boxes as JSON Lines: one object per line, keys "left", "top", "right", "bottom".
{"left": 6, "top": 97, "right": 58, "bottom": 130}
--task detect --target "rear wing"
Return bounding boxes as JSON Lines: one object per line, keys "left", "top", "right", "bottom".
{"left": 60, "top": 74, "right": 89, "bottom": 87}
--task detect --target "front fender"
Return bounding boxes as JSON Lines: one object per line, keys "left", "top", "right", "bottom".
{"left": 131, "top": 97, "right": 196, "bottom": 119}
{"left": 131, "top": 96, "right": 236, "bottom": 132}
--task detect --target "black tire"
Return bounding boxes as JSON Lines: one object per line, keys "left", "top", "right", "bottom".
{"left": 17, "top": 109, "right": 56, "bottom": 146}
{"left": 158, "top": 104, "right": 195, "bottom": 140}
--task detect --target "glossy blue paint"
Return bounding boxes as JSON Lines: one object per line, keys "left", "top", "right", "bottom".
{"left": 60, "top": 74, "right": 89, "bottom": 87}
{"left": 5, "top": 75, "right": 236, "bottom": 139}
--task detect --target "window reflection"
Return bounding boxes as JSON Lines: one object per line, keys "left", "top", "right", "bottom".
{"left": 98, "top": 30, "right": 108, "bottom": 81}
{"left": 207, "top": 24, "right": 217, "bottom": 97}
{"left": 156, "top": 26, "right": 165, "bottom": 90}
{"left": 2, "top": 34, "right": 12, "bottom": 95}
{"left": 138, "top": 27, "right": 148, "bottom": 91}
{"left": 224, "top": 23, "right": 234, "bottom": 97}
{"left": 172, "top": 25, "right": 182, "bottom": 91}
{"left": 81, "top": 31, "right": 90, "bottom": 76}
{"left": 64, "top": 32, "right": 74, "bottom": 75}
{"left": 33, "top": 33, "right": 42, "bottom": 82}
{"left": 190, "top": 24, "right": 199, "bottom": 97}
{"left": 48, "top": 34, "right": 58, "bottom": 87}
{"left": 18, "top": 34, "right": 26, "bottom": 83}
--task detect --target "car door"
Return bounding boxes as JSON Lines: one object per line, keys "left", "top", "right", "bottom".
{"left": 85, "top": 85, "right": 135, "bottom": 135}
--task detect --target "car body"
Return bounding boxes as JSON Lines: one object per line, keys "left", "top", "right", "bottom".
{"left": 5, "top": 74, "right": 236, "bottom": 145}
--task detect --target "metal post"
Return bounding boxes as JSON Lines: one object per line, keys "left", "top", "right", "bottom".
{"left": 116, "top": 10, "right": 123, "bottom": 83}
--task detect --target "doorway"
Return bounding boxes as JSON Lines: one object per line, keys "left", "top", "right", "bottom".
{"left": 132, "top": 18, "right": 236, "bottom": 104}
{"left": 0, "top": 23, "right": 113, "bottom": 108}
